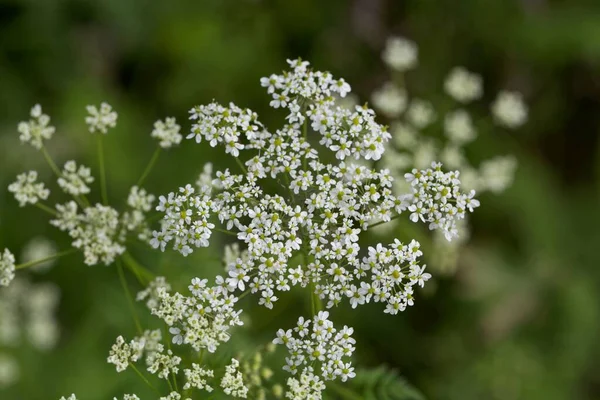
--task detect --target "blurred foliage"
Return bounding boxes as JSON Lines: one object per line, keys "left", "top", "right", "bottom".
{"left": 1, "top": 0, "right": 600, "bottom": 399}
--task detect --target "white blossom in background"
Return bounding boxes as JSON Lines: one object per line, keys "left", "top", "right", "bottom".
{"left": 371, "top": 81, "right": 407, "bottom": 118}
{"left": 444, "top": 109, "right": 477, "bottom": 144}
{"left": 57, "top": 161, "right": 94, "bottom": 196}
{"left": 444, "top": 67, "right": 483, "bottom": 103}
{"left": 59, "top": 395, "right": 78, "bottom": 400}
{"left": 151, "top": 117, "right": 182, "bottom": 149}
{"left": 85, "top": 102, "right": 118, "bottom": 134}
{"left": 220, "top": 358, "right": 249, "bottom": 398}
{"left": 195, "top": 162, "right": 214, "bottom": 193}
{"left": 126, "top": 186, "right": 155, "bottom": 212}
{"left": 21, "top": 237, "right": 57, "bottom": 272}
{"left": 479, "top": 155, "right": 518, "bottom": 193}
{"left": 24, "top": 282, "right": 61, "bottom": 350}
{"left": 440, "top": 145, "right": 466, "bottom": 170}
{"left": 382, "top": 36, "right": 418, "bottom": 71}
{"left": 8, "top": 171, "right": 50, "bottom": 207}
{"left": 0, "top": 354, "right": 19, "bottom": 388}
{"left": 406, "top": 99, "right": 436, "bottom": 129}
{"left": 17, "top": 104, "right": 55, "bottom": 149}
{"left": 0, "top": 278, "right": 61, "bottom": 388}
{"left": 492, "top": 90, "right": 528, "bottom": 129}
{"left": 0, "top": 248, "right": 16, "bottom": 287}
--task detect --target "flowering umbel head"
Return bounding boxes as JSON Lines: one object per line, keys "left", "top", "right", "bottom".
{"left": 151, "top": 59, "right": 480, "bottom": 397}
{"left": 18, "top": 104, "right": 55, "bottom": 149}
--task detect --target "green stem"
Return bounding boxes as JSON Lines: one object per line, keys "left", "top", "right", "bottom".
{"left": 116, "top": 258, "right": 143, "bottom": 334}
{"left": 97, "top": 135, "right": 108, "bottom": 205}
{"left": 129, "top": 363, "right": 160, "bottom": 394}
{"left": 16, "top": 248, "right": 78, "bottom": 270}
{"left": 367, "top": 213, "right": 402, "bottom": 230}
{"left": 34, "top": 202, "right": 57, "bottom": 216}
{"left": 136, "top": 147, "right": 161, "bottom": 188}
{"left": 123, "top": 252, "right": 155, "bottom": 282}
{"left": 41, "top": 146, "right": 61, "bottom": 177}
{"left": 234, "top": 157, "right": 248, "bottom": 174}
{"left": 215, "top": 227, "right": 238, "bottom": 237}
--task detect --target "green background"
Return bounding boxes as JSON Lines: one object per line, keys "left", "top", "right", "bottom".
{"left": 1, "top": 0, "right": 599, "bottom": 399}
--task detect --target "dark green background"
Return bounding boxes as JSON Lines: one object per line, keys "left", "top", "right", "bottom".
{"left": 1, "top": 0, "right": 599, "bottom": 399}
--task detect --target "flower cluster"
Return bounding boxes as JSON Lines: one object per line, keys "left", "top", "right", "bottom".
{"left": 152, "top": 277, "right": 244, "bottom": 353}
{"left": 444, "top": 67, "right": 483, "bottom": 104}
{"left": 57, "top": 161, "right": 94, "bottom": 196}
{"left": 85, "top": 102, "right": 118, "bottom": 133}
{"left": 406, "top": 162, "right": 480, "bottom": 240}
{"left": 273, "top": 311, "right": 355, "bottom": 397}
{"left": 107, "top": 329, "right": 163, "bottom": 372}
{"left": 51, "top": 202, "right": 125, "bottom": 265}
{"left": 381, "top": 36, "right": 418, "bottom": 72}
{"left": 136, "top": 276, "right": 171, "bottom": 310}
{"left": 183, "top": 363, "right": 214, "bottom": 392}
{"left": 18, "top": 104, "right": 55, "bottom": 149}
{"left": 122, "top": 186, "right": 156, "bottom": 241}
{"left": 6, "top": 103, "right": 167, "bottom": 268}
{"left": 220, "top": 358, "right": 249, "bottom": 398}
{"left": 372, "top": 82, "right": 407, "bottom": 118}
{"left": 154, "top": 60, "right": 472, "bottom": 321}
{"left": 492, "top": 90, "right": 528, "bottom": 129}
{"left": 0, "top": 249, "right": 16, "bottom": 287}
{"left": 152, "top": 117, "right": 182, "bottom": 149}
{"left": 8, "top": 171, "right": 50, "bottom": 207}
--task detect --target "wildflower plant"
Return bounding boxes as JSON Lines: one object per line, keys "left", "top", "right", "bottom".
{"left": 2, "top": 59, "right": 487, "bottom": 399}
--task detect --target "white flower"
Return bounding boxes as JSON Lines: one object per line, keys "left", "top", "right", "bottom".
{"left": 382, "top": 36, "right": 418, "bottom": 71}
{"left": 107, "top": 336, "right": 132, "bottom": 372}
{"left": 406, "top": 99, "right": 436, "bottom": 129}
{"left": 220, "top": 358, "right": 248, "bottom": 398}
{"left": 59, "top": 395, "right": 78, "bottom": 400}
{"left": 184, "top": 363, "right": 214, "bottom": 392}
{"left": 274, "top": 313, "right": 355, "bottom": 391}
{"left": 444, "top": 109, "right": 477, "bottom": 144}
{"left": 492, "top": 90, "right": 528, "bottom": 129}
{"left": 18, "top": 104, "right": 55, "bottom": 150}
{"left": 8, "top": 171, "right": 49, "bottom": 207}
{"left": 127, "top": 186, "right": 155, "bottom": 212}
{"left": 444, "top": 67, "right": 483, "bottom": 103}
{"left": 57, "top": 161, "right": 94, "bottom": 196}
{"left": 136, "top": 276, "right": 171, "bottom": 310}
{"left": 479, "top": 155, "right": 517, "bottom": 193}
{"left": 85, "top": 102, "right": 118, "bottom": 134}
{"left": 152, "top": 276, "right": 244, "bottom": 353}
{"left": 51, "top": 202, "right": 125, "bottom": 266}
{"left": 0, "top": 249, "right": 16, "bottom": 287}
{"left": 371, "top": 82, "right": 407, "bottom": 118}
{"left": 151, "top": 117, "right": 182, "bottom": 148}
